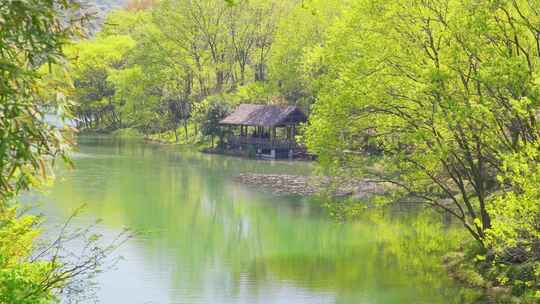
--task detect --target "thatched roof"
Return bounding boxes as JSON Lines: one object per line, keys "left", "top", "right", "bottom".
{"left": 219, "top": 104, "right": 307, "bottom": 127}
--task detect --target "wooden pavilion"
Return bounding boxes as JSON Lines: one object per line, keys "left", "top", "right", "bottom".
{"left": 219, "top": 104, "right": 308, "bottom": 159}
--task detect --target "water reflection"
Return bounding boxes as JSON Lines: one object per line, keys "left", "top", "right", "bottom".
{"left": 37, "top": 136, "right": 468, "bottom": 303}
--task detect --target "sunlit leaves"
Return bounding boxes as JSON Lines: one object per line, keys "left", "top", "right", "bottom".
{"left": 0, "top": 0, "right": 83, "bottom": 205}
{"left": 304, "top": 0, "right": 540, "bottom": 296}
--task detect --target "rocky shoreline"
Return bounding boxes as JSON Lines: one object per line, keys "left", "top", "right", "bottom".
{"left": 234, "top": 173, "right": 385, "bottom": 198}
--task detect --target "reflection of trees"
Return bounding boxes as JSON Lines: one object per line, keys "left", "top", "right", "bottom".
{"left": 234, "top": 209, "right": 472, "bottom": 304}
{"left": 48, "top": 138, "right": 468, "bottom": 303}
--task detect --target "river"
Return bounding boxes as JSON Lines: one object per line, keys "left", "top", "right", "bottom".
{"left": 32, "top": 136, "right": 470, "bottom": 303}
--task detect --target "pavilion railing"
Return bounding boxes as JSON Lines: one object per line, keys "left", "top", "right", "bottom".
{"left": 226, "top": 135, "right": 301, "bottom": 150}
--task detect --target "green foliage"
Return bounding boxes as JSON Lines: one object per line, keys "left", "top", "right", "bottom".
{"left": 303, "top": 0, "right": 540, "bottom": 299}
{"left": 0, "top": 1, "right": 133, "bottom": 303}
{"left": 0, "top": 0, "right": 80, "bottom": 202}
{"left": 0, "top": 1, "right": 84, "bottom": 302}
{"left": 484, "top": 144, "right": 540, "bottom": 299}
{"left": 0, "top": 208, "right": 55, "bottom": 304}
{"left": 227, "top": 82, "right": 276, "bottom": 105}
{"left": 68, "top": 0, "right": 329, "bottom": 140}
{"left": 193, "top": 97, "right": 231, "bottom": 147}
{"left": 67, "top": 34, "right": 136, "bottom": 130}
{"left": 269, "top": 0, "right": 346, "bottom": 106}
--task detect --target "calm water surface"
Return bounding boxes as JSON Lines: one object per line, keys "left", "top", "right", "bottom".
{"left": 35, "top": 136, "right": 467, "bottom": 304}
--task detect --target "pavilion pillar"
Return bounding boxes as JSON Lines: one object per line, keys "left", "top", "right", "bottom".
{"left": 238, "top": 125, "right": 242, "bottom": 151}
{"left": 287, "top": 126, "right": 291, "bottom": 140}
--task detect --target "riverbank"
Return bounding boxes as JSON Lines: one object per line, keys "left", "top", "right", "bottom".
{"left": 443, "top": 251, "right": 524, "bottom": 303}
{"left": 80, "top": 127, "right": 315, "bottom": 161}
{"left": 79, "top": 127, "right": 207, "bottom": 146}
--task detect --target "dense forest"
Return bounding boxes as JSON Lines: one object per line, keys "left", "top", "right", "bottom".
{"left": 68, "top": 0, "right": 341, "bottom": 142}
{"left": 2, "top": 0, "right": 540, "bottom": 303}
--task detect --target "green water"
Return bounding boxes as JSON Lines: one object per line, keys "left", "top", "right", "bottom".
{"left": 37, "top": 136, "right": 468, "bottom": 303}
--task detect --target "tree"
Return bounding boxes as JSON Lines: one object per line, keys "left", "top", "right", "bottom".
{"left": 0, "top": 1, "right": 130, "bottom": 303}
{"left": 69, "top": 0, "right": 289, "bottom": 141}
{"left": 193, "top": 97, "right": 231, "bottom": 147}
{"left": 0, "top": 0, "right": 79, "bottom": 202}
{"left": 269, "top": 0, "right": 345, "bottom": 107}
{"left": 305, "top": 0, "right": 540, "bottom": 297}
{"left": 68, "top": 34, "right": 136, "bottom": 130}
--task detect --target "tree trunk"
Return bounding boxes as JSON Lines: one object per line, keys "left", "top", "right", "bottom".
{"left": 184, "top": 119, "right": 189, "bottom": 141}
